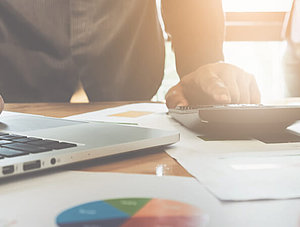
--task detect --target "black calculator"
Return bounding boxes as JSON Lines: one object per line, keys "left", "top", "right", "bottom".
{"left": 168, "top": 104, "right": 300, "bottom": 133}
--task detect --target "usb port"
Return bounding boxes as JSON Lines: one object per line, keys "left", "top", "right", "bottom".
{"left": 23, "top": 160, "right": 41, "bottom": 171}
{"left": 2, "top": 165, "right": 14, "bottom": 175}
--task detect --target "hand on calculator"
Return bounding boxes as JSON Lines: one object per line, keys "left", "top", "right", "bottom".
{"left": 165, "top": 62, "right": 261, "bottom": 108}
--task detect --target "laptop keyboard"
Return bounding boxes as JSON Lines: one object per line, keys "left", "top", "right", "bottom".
{"left": 0, "top": 132, "right": 77, "bottom": 159}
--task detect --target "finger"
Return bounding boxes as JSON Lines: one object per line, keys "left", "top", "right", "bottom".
{"left": 220, "top": 75, "right": 240, "bottom": 104}
{"left": 199, "top": 73, "right": 231, "bottom": 104}
{"left": 165, "top": 84, "right": 189, "bottom": 108}
{"left": 216, "top": 64, "right": 242, "bottom": 103}
{"left": 249, "top": 76, "right": 261, "bottom": 104}
{"left": 166, "top": 89, "right": 189, "bottom": 108}
{"left": 236, "top": 73, "right": 251, "bottom": 104}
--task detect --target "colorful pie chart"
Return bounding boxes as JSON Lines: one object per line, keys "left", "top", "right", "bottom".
{"left": 56, "top": 198, "right": 208, "bottom": 227}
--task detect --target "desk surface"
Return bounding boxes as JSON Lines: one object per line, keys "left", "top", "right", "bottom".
{"left": 4, "top": 102, "right": 191, "bottom": 177}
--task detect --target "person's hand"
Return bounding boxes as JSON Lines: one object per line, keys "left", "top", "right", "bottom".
{"left": 0, "top": 95, "right": 4, "bottom": 114}
{"left": 166, "top": 62, "right": 261, "bottom": 108}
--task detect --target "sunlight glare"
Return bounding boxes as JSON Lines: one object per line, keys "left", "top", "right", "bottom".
{"left": 222, "top": 0, "right": 293, "bottom": 12}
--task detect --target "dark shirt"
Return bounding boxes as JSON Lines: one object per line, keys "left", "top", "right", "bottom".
{"left": 0, "top": 0, "right": 224, "bottom": 102}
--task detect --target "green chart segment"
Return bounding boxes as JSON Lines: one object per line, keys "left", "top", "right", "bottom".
{"left": 105, "top": 198, "right": 150, "bottom": 216}
{"left": 56, "top": 198, "right": 206, "bottom": 227}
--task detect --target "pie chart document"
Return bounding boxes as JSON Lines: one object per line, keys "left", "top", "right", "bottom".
{"left": 0, "top": 171, "right": 214, "bottom": 227}
{"left": 0, "top": 171, "right": 299, "bottom": 227}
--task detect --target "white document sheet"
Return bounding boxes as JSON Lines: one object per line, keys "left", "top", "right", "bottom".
{"left": 0, "top": 171, "right": 214, "bottom": 227}
{"left": 1, "top": 111, "right": 26, "bottom": 117}
{"left": 175, "top": 154, "right": 300, "bottom": 201}
{"left": 66, "top": 103, "right": 300, "bottom": 201}
{"left": 2, "top": 171, "right": 300, "bottom": 227}
{"left": 66, "top": 103, "right": 168, "bottom": 125}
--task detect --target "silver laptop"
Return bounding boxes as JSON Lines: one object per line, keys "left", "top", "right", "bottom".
{"left": 0, "top": 113, "right": 179, "bottom": 178}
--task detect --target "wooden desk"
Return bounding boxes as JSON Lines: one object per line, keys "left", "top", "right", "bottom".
{"left": 4, "top": 102, "right": 191, "bottom": 177}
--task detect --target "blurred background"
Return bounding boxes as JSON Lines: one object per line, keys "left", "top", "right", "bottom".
{"left": 153, "top": 0, "right": 294, "bottom": 103}
{"left": 72, "top": 0, "right": 294, "bottom": 103}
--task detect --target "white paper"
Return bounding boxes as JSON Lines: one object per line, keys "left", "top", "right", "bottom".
{"left": 1, "top": 171, "right": 300, "bottom": 227}
{"left": 0, "top": 111, "right": 49, "bottom": 119}
{"left": 1, "top": 111, "right": 21, "bottom": 117}
{"left": 0, "top": 171, "right": 214, "bottom": 227}
{"left": 166, "top": 133, "right": 300, "bottom": 201}
{"left": 66, "top": 103, "right": 168, "bottom": 125}
{"left": 176, "top": 155, "right": 300, "bottom": 201}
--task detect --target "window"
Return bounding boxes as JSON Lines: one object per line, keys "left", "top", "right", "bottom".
{"left": 223, "top": 0, "right": 294, "bottom": 100}
{"left": 223, "top": 0, "right": 292, "bottom": 12}
{"left": 153, "top": 0, "right": 295, "bottom": 102}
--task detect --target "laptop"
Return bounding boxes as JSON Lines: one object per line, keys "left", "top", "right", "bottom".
{"left": 0, "top": 112, "right": 179, "bottom": 178}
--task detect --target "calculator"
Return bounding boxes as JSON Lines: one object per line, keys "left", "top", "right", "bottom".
{"left": 168, "top": 104, "right": 300, "bottom": 133}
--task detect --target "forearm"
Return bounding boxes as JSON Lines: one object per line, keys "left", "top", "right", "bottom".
{"left": 162, "top": 0, "right": 225, "bottom": 77}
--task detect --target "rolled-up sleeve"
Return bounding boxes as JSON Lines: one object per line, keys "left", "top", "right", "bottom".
{"left": 162, "top": 0, "right": 225, "bottom": 77}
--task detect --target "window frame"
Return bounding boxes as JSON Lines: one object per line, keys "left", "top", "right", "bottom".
{"left": 225, "top": 12, "right": 288, "bottom": 41}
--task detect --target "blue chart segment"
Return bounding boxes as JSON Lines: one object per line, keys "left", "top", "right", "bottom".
{"left": 56, "top": 198, "right": 207, "bottom": 227}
